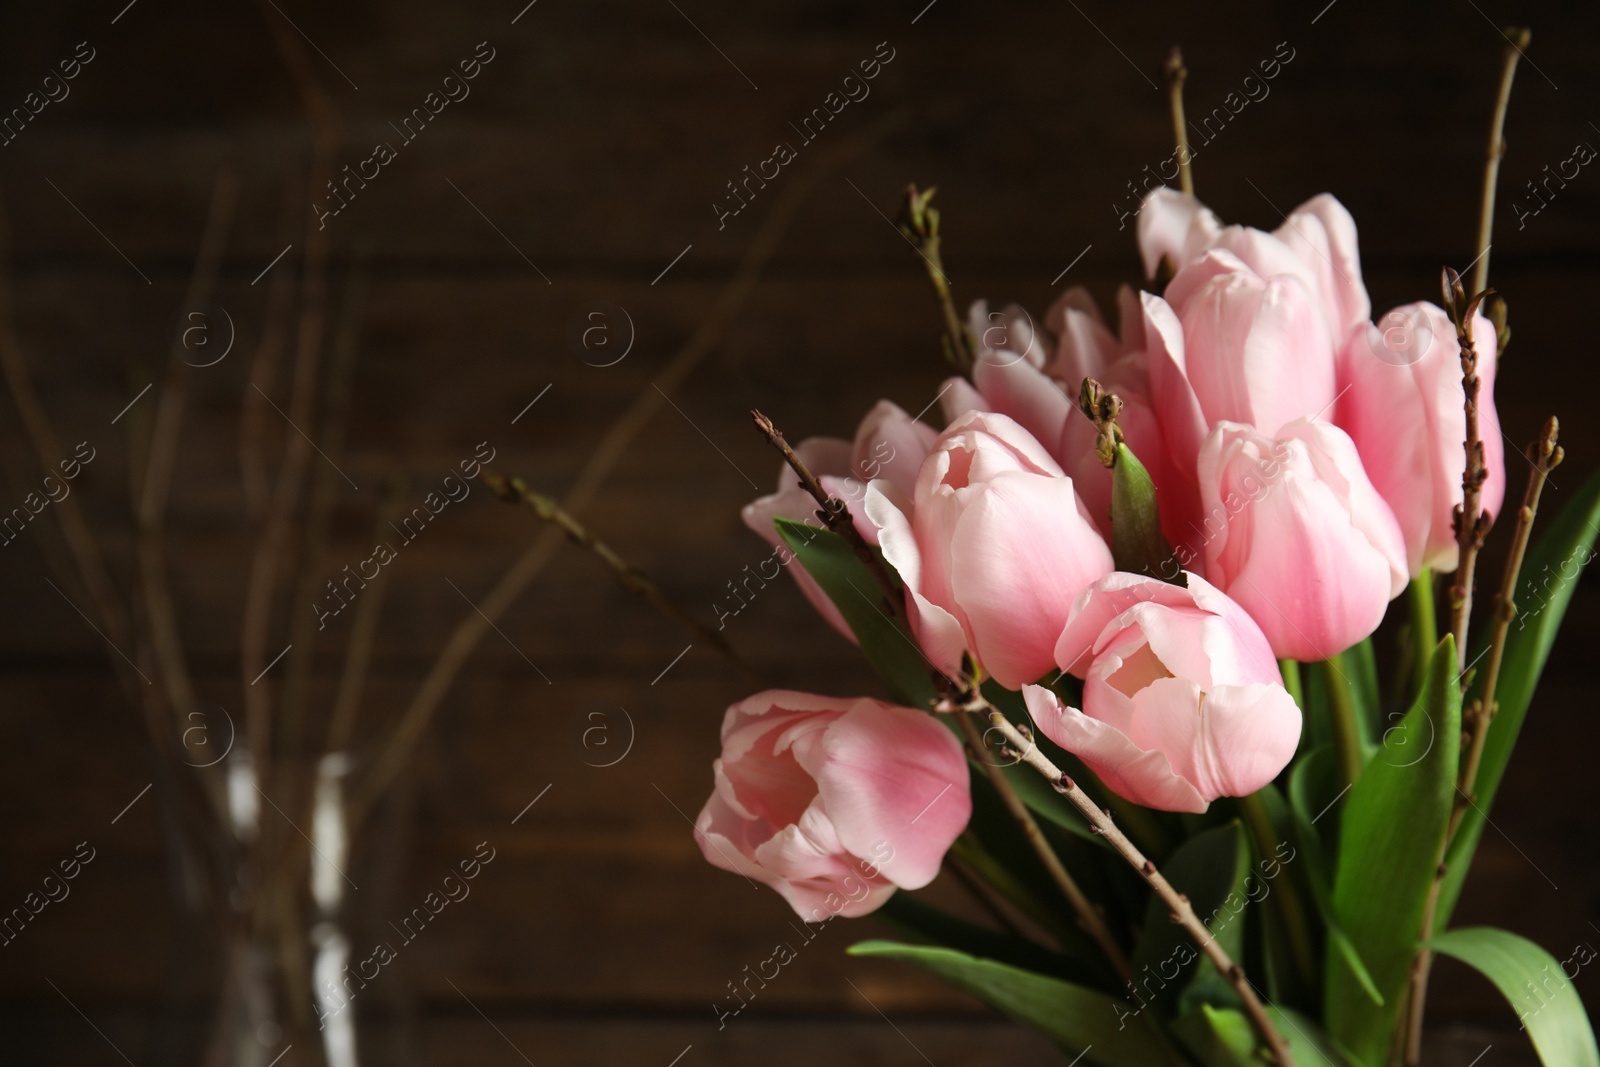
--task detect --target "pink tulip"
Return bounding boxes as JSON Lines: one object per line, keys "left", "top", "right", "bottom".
{"left": 742, "top": 401, "right": 937, "bottom": 639}
{"left": 1026, "top": 571, "right": 1302, "bottom": 812}
{"left": 695, "top": 690, "right": 971, "bottom": 920}
{"left": 1138, "top": 187, "right": 1369, "bottom": 348}
{"left": 866, "top": 411, "right": 1113, "bottom": 689}
{"left": 1195, "top": 417, "right": 1407, "bottom": 661}
{"left": 1155, "top": 249, "right": 1339, "bottom": 440}
{"left": 1336, "top": 302, "right": 1505, "bottom": 575}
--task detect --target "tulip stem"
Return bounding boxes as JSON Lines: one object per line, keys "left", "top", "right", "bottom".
{"left": 1403, "top": 418, "right": 1560, "bottom": 1066}
{"left": 1320, "top": 658, "right": 1365, "bottom": 788}
{"left": 1239, "top": 790, "right": 1317, "bottom": 989}
{"left": 1277, "top": 659, "right": 1303, "bottom": 710}
{"left": 981, "top": 705, "right": 1298, "bottom": 1067}
{"left": 1471, "top": 27, "right": 1530, "bottom": 297}
{"left": 1163, "top": 47, "right": 1194, "bottom": 197}
{"left": 1407, "top": 571, "right": 1438, "bottom": 699}
{"left": 956, "top": 712, "right": 1133, "bottom": 984}
{"left": 478, "top": 468, "right": 762, "bottom": 685}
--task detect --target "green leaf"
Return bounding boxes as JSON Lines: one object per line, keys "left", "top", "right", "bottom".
{"left": 1130, "top": 822, "right": 1250, "bottom": 1017}
{"left": 1170, "top": 1004, "right": 1353, "bottom": 1067}
{"left": 1324, "top": 637, "right": 1461, "bottom": 1064}
{"left": 874, "top": 892, "right": 1093, "bottom": 984}
{"left": 775, "top": 518, "right": 937, "bottom": 709}
{"left": 1428, "top": 927, "right": 1600, "bottom": 1067}
{"left": 848, "top": 940, "right": 1172, "bottom": 1066}
{"left": 1439, "top": 466, "right": 1600, "bottom": 930}
{"left": 1285, "top": 749, "right": 1384, "bottom": 1011}
{"left": 1111, "top": 441, "right": 1181, "bottom": 581}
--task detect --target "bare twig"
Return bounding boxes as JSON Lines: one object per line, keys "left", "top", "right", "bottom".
{"left": 954, "top": 710, "right": 1132, "bottom": 983}
{"left": 326, "top": 478, "right": 406, "bottom": 755}
{"left": 1472, "top": 27, "right": 1530, "bottom": 297}
{"left": 241, "top": 180, "right": 304, "bottom": 521}
{"left": 897, "top": 184, "right": 973, "bottom": 369}
{"left": 983, "top": 704, "right": 1296, "bottom": 1067}
{"left": 1443, "top": 268, "right": 1494, "bottom": 672}
{"left": 135, "top": 169, "right": 238, "bottom": 740}
{"left": 1405, "top": 418, "right": 1562, "bottom": 1064}
{"left": 481, "top": 468, "right": 761, "bottom": 684}
{"left": 241, "top": 0, "right": 341, "bottom": 787}
{"left": 749, "top": 408, "right": 902, "bottom": 612}
{"left": 344, "top": 114, "right": 902, "bottom": 835}
{"left": 1164, "top": 47, "right": 1194, "bottom": 196}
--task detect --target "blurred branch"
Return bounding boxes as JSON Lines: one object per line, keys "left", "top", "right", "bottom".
{"left": 481, "top": 468, "right": 760, "bottom": 684}
{"left": 241, "top": 179, "right": 304, "bottom": 520}
{"left": 345, "top": 112, "right": 902, "bottom": 834}
{"left": 326, "top": 478, "right": 406, "bottom": 755}
{"left": 1164, "top": 47, "right": 1193, "bottom": 196}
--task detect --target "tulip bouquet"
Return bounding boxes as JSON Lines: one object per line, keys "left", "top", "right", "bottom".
{"left": 693, "top": 39, "right": 1599, "bottom": 1067}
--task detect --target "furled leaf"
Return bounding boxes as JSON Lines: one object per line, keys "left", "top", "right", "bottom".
{"left": 1111, "top": 441, "right": 1180, "bottom": 581}
{"left": 775, "top": 519, "right": 939, "bottom": 709}
{"left": 1439, "top": 467, "right": 1600, "bottom": 930}
{"left": 1325, "top": 637, "right": 1460, "bottom": 1064}
{"left": 848, "top": 940, "right": 1172, "bottom": 1066}
{"left": 1428, "top": 926, "right": 1600, "bottom": 1067}
{"left": 1130, "top": 822, "right": 1249, "bottom": 1017}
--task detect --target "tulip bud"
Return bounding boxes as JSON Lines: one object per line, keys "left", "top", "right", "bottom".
{"left": 1194, "top": 418, "right": 1407, "bottom": 661}
{"left": 866, "top": 411, "right": 1113, "bottom": 689}
{"left": 696, "top": 691, "right": 971, "bottom": 919}
{"left": 1336, "top": 302, "right": 1505, "bottom": 574}
{"left": 1028, "top": 571, "right": 1302, "bottom": 813}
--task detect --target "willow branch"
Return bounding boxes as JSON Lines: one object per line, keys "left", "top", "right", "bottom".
{"left": 242, "top": 0, "right": 342, "bottom": 787}
{"left": 0, "top": 192, "right": 140, "bottom": 692}
{"left": 1405, "top": 418, "right": 1562, "bottom": 1064}
{"left": 481, "top": 468, "right": 760, "bottom": 684}
{"left": 136, "top": 169, "right": 238, "bottom": 729}
{"left": 749, "top": 408, "right": 902, "bottom": 615}
{"left": 1472, "top": 27, "right": 1529, "bottom": 297}
{"left": 279, "top": 261, "right": 365, "bottom": 813}
{"left": 897, "top": 184, "right": 972, "bottom": 370}
{"left": 983, "top": 706, "right": 1295, "bottom": 1066}
{"left": 241, "top": 180, "right": 304, "bottom": 521}
{"left": 344, "top": 114, "right": 901, "bottom": 834}
{"left": 325, "top": 479, "right": 405, "bottom": 755}
{"left": 1164, "top": 47, "right": 1194, "bottom": 196}
{"left": 954, "top": 710, "right": 1131, "bottom": 983}
{"left": 1444, "top": 269, "right": 1494, "bottom": 672}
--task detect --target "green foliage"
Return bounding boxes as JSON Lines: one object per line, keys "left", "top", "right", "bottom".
{"left": 848, "top": 940, "right": 1172, "bottom": 1066}
{"left": 1427, "top": 927, "right": 1600, "bottom": 1067}
{"left": 1324, "top": 637, "right": 1460, "bottom": 1063}
{"left": 1438, "top": 467, "right": 1600, "bottom": 930}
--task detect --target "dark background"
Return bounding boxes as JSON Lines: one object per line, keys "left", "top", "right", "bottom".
{"left": 0, "top": 0, "right": 1596, "bottom": 1063}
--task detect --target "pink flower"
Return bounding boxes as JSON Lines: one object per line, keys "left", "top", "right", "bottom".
{"left": 1336, "top": 302, "right": 1505, "bottom": 575}
{"left": 948, "top": 292, "right": 1186, "bottom": 545}
{"left": 1195, "top": 418, "right": 1407, "bottom": 661}
{"left": 1027, "top": 572, "right": 1301, "bottom": 813}
{"left": 741, "top": 401, "right": 937, "bottom": 638}
{"left": 695, "top": 690, "right": 971, "bottom": 920}
{"left": 1138, "top": 187, "right": 1369, "bottom": 348}
{"left": 867, "top": 411, "right": 1114, "bottom": 689}
{"left": 1158, "top": 249, "right": 1339, "bottom": 437}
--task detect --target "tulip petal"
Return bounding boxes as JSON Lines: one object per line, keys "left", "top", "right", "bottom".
{"left": 1124, "top": 679, "right": 1302, "bottom": 802}
{"left": 949, "top": 470, "right": 1114, "bottom": 688}
{"left": 1025, "top": 685, "right": 1209, "bottom": 813}
{"left": 814, "top": 701, "right": 972, "bottom": 890}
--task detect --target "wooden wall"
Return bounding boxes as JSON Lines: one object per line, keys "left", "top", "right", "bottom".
{"left": 1, "top": 0, "right": 1596, "bottom": 1062}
